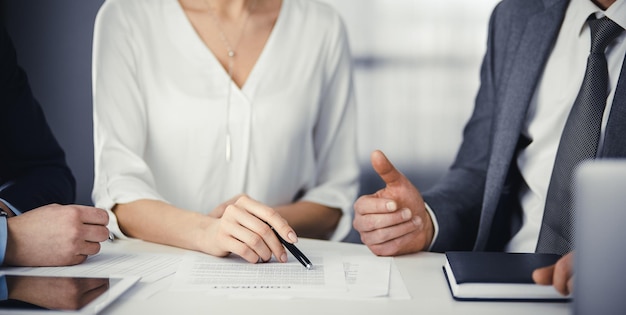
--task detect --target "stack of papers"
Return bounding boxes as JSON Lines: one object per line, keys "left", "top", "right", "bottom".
{"left": 4, "top": 246, "right": 410, "bottom": 300}
{"left": 170, "top": 251, "right": 408, "bottom": 299}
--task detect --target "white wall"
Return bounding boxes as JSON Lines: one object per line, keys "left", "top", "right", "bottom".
{"left": 321, "top": 0, "right": 501, "bottom": 193}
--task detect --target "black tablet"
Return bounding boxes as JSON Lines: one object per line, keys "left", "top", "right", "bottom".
{"left": 0, "top": 272, "right": 139, "bottom": 314}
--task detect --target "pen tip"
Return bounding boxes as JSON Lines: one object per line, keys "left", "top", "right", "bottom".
{"left": 306, "top": 263, "right": 313, "bottom": 270}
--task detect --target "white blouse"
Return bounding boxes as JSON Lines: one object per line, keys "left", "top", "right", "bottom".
{"left": 92, "top": 0, "right": 359, "bottom": 241}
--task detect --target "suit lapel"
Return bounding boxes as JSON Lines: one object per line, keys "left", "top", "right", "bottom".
{"left": 475, "top": 0, "right": 569, "bottom": 250}
{"left": 601, "top": 53, "right": 626, "bottom": 157}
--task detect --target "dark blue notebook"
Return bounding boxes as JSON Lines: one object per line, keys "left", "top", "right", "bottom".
{"left": 443, "top": 251, "right": 570, "bottom": 302}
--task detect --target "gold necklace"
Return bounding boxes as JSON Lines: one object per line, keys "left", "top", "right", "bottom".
{"left": 204, "top": 0, "right": 258, "bottom": 162}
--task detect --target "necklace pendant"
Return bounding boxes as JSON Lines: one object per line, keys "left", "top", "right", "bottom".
{"left": 228, "top": 50, "right": 235, "bottom": 57}
{"left": 226, "top": 133, "right": 232, "bottom": 162}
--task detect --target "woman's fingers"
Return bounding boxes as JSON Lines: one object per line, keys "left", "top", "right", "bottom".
{"left": 234, "top": 196, "right": 298, "bottom": 243}
{"left": 218, "top": 196, "right": 291, "bottom": 263}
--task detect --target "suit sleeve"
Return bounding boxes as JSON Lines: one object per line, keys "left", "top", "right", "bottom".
{"left": 421, "top": 5, "right": 503, "bottom": 252}
{"left": 0, "top": 25, "right": 76, "bottom": 212}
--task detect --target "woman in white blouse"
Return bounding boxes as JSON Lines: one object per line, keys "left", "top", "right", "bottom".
{"left": 92, "top": 0, "right": 358, "bottom": 263}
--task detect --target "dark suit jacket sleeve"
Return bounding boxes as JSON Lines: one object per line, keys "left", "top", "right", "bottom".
{"left": 421, "top": 3, "right": 508, "bottom": 252}
{"left": 0, "top": 25, "right": 76, "bottom": 211}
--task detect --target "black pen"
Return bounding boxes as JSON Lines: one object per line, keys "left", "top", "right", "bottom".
{"left": 271, "top": 227, "right": 313, "bottom": 270}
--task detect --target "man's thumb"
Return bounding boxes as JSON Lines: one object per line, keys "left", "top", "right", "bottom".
{"left": 371, "top": 150, "right": 404, "bottom": 187}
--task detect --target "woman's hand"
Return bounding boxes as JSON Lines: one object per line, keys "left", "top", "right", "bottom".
{"left": 200, "top": 195, "right": 298, "bottom": 264}
{"left": 207, "top": 194, "right": 244, "bottom": 218}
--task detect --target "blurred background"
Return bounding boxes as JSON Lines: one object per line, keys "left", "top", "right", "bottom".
{"left": 2, "top": 0, "right": 500, "bottom": 241}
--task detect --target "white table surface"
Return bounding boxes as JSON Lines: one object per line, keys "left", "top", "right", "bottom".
{"left": 100, "top": 238, "right": 572, "bottom": 315}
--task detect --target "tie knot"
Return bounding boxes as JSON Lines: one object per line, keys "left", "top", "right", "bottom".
{"left": 588, "top": 16, "right": 624, "bottom": 54}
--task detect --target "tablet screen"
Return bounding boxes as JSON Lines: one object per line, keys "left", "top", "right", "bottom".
{"left": 0, "top": 273, "right": 139, "bottom": 315}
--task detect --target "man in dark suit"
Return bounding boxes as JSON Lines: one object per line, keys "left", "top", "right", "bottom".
{"left": 0, "top": 24, "right": 109, "bottom": 267}
{"left": 353, "top": 0, "right": 624, "bottom": 296}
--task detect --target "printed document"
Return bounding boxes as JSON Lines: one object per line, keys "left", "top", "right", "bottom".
{"left": 170, "top": 251, "right": 393, "bottom": 299}
{"left": 171, "top": 252, "right": 345, "bottom": 296}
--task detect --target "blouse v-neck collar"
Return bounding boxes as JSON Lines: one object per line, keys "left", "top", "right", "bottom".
{"left": 170, "top": 0, "right": 287, "bottom": 98}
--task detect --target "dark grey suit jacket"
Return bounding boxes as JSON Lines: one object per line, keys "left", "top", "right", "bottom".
{"left": 423, "top": 0, "right": 626, "bottom": 252}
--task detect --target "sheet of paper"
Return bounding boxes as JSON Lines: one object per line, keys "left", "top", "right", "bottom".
{"left": 322, "top": 255, "right": 411, "bottom": 300}
{"left": 342, "top": 256, "right": 391, "bottom": 298}
{"left": 170, "top": 251, "right": 346, "bottom": 297}
{"left": 388, "top": 258, "right": 411, "bottom": 300}
{"left": 170, "top": 251, "right": 397, "bottom": 300}
{"left": 3, "top": 252, "right": 180, "bottom": 283}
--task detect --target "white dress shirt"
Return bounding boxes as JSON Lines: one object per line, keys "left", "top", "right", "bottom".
{"left": 92, "top": 0, "right": 359, "bottom": 241}
{"left": 506, "top": 0, "right": 626, "bottom": 252}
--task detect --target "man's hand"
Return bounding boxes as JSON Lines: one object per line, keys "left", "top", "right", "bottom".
{"left": 4, "top": 204, "right": 110, "bottom": 267}
{"left": 532, "top": 251, "right": 574, "bottom": 296}
{"left": 353, "top": 150, "right": 434, "bottom": 256}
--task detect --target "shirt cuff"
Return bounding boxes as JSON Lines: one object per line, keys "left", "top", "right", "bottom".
{"left": 0, "top": 198, "right": 22, "bottom": 216}
{"left": 0, "top": 212, "right": 7, "bottom": 266}
{"left": 105, "top": 208, "right": 129, "bottom": 240}
{"left": 424, "top": 202, "right": 439, "bottom": 251}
